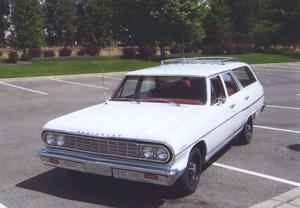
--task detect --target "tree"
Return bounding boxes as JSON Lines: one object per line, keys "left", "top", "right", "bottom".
{"left": 10, "top": 0, "right": 44, "bottom": 51}
{"left": 113, "top": 0, "right": 207, "bottom": 58}
{"left": 75, "top": 0, "right": 113, "bottom": 47}
{"left": 44, "top": 0, "right": 77, "bottom": 46}
{"left": 0, "top": 0, "right": 10, "bottom": 47}
{"left": 204, "top": 0, "right": 233, "bottom": 44}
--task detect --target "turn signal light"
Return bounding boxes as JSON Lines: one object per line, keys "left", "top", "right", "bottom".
{"left": 144, "top": 173, "right": 158, "bottom": 180}
{"left": 49, "top": 158, "right": 59, "bottom": 165}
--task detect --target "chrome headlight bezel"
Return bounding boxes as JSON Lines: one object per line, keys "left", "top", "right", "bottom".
{"left": 140, "top": 144, "right": 171, "bottom": 163}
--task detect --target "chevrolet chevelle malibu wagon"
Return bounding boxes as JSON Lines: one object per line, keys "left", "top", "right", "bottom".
{"left": 39, "top": 58, "right": 264, "bottom": 195}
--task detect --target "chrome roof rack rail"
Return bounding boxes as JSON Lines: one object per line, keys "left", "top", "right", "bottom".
{"left": 161, "top": 57, "right": 238, "bottom": 65}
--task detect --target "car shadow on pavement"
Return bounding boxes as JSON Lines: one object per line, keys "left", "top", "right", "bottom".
{"left": 16, "top": 144, "right": 232, "bottom": 208}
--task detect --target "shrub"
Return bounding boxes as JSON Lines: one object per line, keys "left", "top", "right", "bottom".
{"left": 245, "top": 44, "right": 254, "bottom": 53}
{"left": 253, "top": 46, "right": 264, "bottom": 53}
{"left": 59, "top": 47, "right": 72, "bottom": 57}
{"left": 212, "top": 44, "right": 224, "bottom": 55}
{"left": 137, "top": 45, "right": 156, "bottom": 59}
{"left": 0, "top": 50, "right": 3, "bottom": 57}
{"left": 169, "top": 44, "right": 181, "bottom": 54}
{"left": 6, "top": 51, "right": 19, "bottom": 63}
{"left": 201, "top": 45, "right": 213, "bottom": 55}
{"left": 43, "top": 49, "right": 55, "bottom": 57}
{"left": 28, "top": 48, "right": 42, "bottom": 58}
{"left": 223, "top": 43, "right": 235, "bottom": 55}
{"left": 184, "top": 44, "right": 194, "bottom": 53}
{"left": 20, "top": 53, "right": 32, "bottom": 61}
{"left": 122, "top": 47, "right": 137, "bottom": 59}
{"left": 77, "top": 48, "right": 86, "bottom": 56}
{"left": 86, "top": 46, "right": 99, "bottom": 56}
{"left": 235, "top": 44, "right": 247, "bottom": 54}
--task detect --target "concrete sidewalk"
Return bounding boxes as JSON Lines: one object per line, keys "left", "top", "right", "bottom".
{"left": 250, "top": 187, "right": 300, "bottom": 208}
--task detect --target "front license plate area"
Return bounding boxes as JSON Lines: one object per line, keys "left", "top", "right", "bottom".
{"left": 58, "top": 159, "right": 112, "bottom": 176}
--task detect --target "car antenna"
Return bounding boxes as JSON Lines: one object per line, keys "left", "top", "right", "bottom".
{"left": 101, "top": 71, "right": 108, "bottom": 104}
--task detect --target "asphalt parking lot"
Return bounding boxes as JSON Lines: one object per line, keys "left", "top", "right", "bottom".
{"left": 0, "top": 62, "right": 299, "bottom": 208}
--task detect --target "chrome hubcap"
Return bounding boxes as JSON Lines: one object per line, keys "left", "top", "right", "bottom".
{"left": 188, "top": 162, "right": 198, "bottom": 183}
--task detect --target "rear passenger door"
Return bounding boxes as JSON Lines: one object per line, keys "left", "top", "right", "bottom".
{"left": 232, "top": 66, "right": 263, "bottom": 123}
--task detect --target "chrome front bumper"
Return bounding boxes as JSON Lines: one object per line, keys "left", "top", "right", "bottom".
{"left": 39, "top": 148, "right": 183, "bottom": 186}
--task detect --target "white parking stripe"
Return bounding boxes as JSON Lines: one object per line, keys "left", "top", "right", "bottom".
{"left": 50, "top": 78, "right": 109, "bottom": 89}
{"left": 0, "top": 81, "right": 48, "bottom": 95}
{"left": 267, "top": 105, "right": 300, "bottom": 110}
{"left": 0, "top": 203, "right": 7, "bottom": 208}
{"left": 254, "top": 125, "right": 300, "bottom": 134}
{"left": 213, "top": 163, "right": 300, "bottom": 187}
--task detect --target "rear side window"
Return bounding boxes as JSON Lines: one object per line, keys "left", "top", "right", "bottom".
{"left": 232, "top": 67, "right": 256, "bottom": 87}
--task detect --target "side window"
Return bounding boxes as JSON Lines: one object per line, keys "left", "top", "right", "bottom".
{"left": 222, "top": 72, "right": 239, "bottom": 96}
{"left": 232, "top": 67, "right": 256, "bottom": 87}
{"left": 210, "top": 76, "right": 225, "bottom": 105}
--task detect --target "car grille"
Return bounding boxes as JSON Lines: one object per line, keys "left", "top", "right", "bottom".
{"left": 61, "top": 135, "right": 141, "bottom": 159}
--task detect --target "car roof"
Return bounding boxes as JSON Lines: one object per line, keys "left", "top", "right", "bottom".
{"left": 126, "top": 62, "right": 248, "bottom": 77}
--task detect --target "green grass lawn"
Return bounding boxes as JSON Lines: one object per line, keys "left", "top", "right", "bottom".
{"left": 0, "top": 53, "right": 299, "bottom": 79}
{"left": 0, "top": 56, "right": 159, "bottom": 79}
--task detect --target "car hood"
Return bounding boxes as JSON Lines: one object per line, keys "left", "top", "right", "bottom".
{"left": 43, "top": 101, "right": 207, "bottom": 153}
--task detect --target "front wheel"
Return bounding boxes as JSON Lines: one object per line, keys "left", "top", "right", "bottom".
{"left": 174, "top": 147, "right": 202, "bottom": 196}
{"left": 238, "top": 118, "right": 253, "bottom": 145}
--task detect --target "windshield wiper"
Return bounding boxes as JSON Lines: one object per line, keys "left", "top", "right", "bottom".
{"left": 146, "top": 98, "right": 181, "bottom": 106}
{"left": 113, "top": 97, "right": 140, "bottom": 104}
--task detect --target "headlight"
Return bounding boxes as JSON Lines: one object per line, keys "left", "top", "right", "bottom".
{"left": 56, "top": 135, "right": 65, "bottom": 146}
{"left": 45, "top": 133, "right": 56, "bottom": 145}
{"left": 156, "top": 147, "right": 169, "bottom": 161}
{"left": 142, "top": 146, "right": 154, "bottom": 158}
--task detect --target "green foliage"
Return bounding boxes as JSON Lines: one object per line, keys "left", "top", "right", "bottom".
{"left": 204, "top": 0, "right": 233, "bottom": 43}
{"left": 251, "top": 20, "right": 281, "bottom": 48}
{"left": 44, "top": 0, "right": 77, "bottom": 46}
{"left": 75, "top": 0, "right": 113, "bottom": 47}
{"left": 10, "top": 0, "right": 44, "bottom": 50}
{"left": 0, "top": 0, "right": 9, "bottom": 46}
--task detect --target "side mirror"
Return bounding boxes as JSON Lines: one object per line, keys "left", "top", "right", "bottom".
{"left": 217, "top": 96, "right": 226, "bottom": 105}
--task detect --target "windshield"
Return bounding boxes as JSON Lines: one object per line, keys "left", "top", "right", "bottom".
{"left": 112, "top": 76, "right": 207, "bottom": 105}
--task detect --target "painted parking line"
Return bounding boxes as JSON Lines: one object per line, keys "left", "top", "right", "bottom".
{"left": 213, "top": 163, "right": 300, "bottom": 187}
{"left": 0, "top": 203, "right": 7, "bottom": 208}
{"left": 50, "top": 78, "right": 109, "bottom": 89}
{"left": 297, "top": 94, "right": 300, "bottom": 96}
{"left": 266, "top": 104, "right": 300, "bottom": 111}
{"left": 254, "top": 125, "right": 300, "bottom": 134}
{"left": 0, "top": 81, "right": 48, "bottom": 95}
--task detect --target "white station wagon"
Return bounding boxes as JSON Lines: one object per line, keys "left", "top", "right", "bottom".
{"left": 39, "top": 58, "right": 265, "bottom": 195}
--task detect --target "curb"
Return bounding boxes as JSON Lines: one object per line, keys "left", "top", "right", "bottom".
{"left": 250, "top": 187, "right": 300, "bottom": 208}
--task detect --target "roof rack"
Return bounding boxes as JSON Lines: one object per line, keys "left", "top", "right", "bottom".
{"left": 161, "top": 57, "right": 238, "bottom": 65}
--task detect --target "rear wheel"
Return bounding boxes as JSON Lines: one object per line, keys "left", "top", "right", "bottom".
{"left": 238, "top": 118, "right": 253, "bottom": 145}
{"left": 174, "top": 147, "right": 202, "bottom": 195}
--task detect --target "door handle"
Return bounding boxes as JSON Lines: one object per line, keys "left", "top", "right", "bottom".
{"left": 244, "top": 96, "right": 250, "bottom": 100}
{"left": 229, "top": 104, "right": 236, "bottom": 109}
